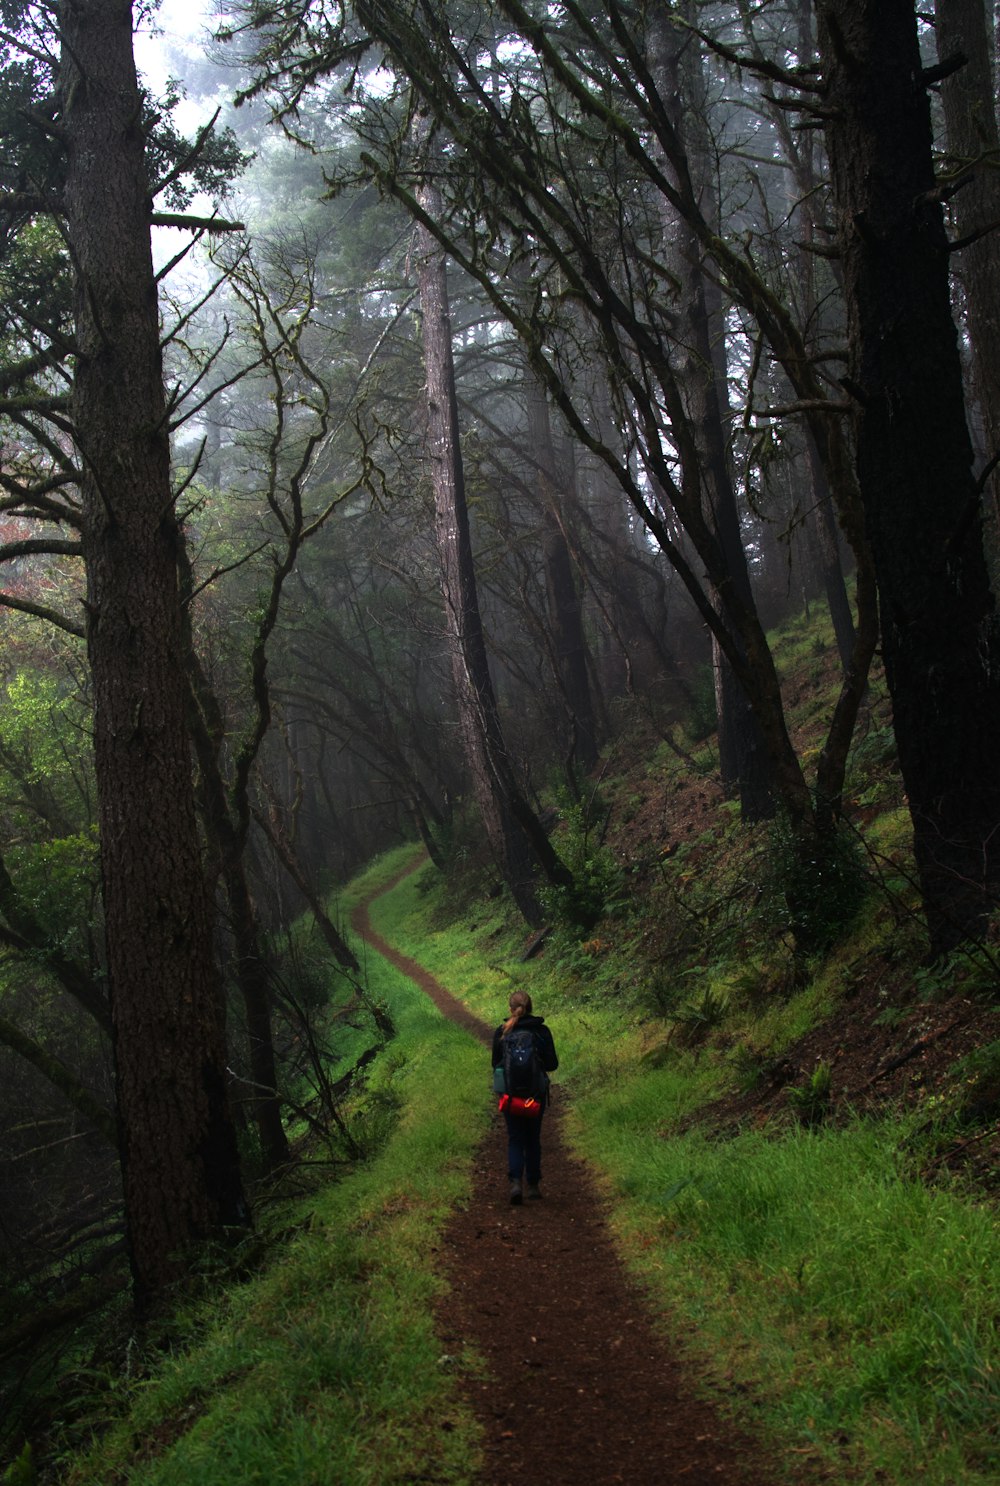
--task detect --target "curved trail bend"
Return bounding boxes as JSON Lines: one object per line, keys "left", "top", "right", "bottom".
{"left": 352, "top": 871, "right": 795, "bottom": 1486}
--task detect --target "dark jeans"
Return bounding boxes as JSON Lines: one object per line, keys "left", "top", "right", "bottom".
{"left": 504, "top": 1108, "right": 544, "bottom": 1184}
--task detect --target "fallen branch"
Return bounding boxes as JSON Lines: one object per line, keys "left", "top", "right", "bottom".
{"left": 851, "top": 1015, "right": 965, "bottom": 1095}
{"left": 922, "top": 1122, "right": 1000, "bottom": 1175}
{"left": 0, "top": 1261, "right": 124, "bottom": 1361}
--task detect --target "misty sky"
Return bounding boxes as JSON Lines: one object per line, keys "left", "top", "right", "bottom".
{"left": 134, "top": 0, "right": 216, "bottom": 123}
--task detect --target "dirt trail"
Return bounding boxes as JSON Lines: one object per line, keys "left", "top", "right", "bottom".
{"left": 352, "top": 874, "right": 797, "bottom": 1486}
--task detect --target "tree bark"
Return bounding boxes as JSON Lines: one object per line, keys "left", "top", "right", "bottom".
{"left": 525, "top": 376, "right": 599, "bottom": 777}
{"left": 817, "top": 0, "right": 1000, "bottom": 951}
{"left": 650, "top": 0, "right": 776, "bottom": 821}
{"left": 937, "top": 0, "right": 1000, "bottom": 575}
{"left": 415, "top": 160, "right": 571, "bottom": 923}
{"left": 180, "top": 572, "right": 290, "bottom": 1175}
{"left": 804, "top": 429, "right": 857, "bottom": 672}
{"left": 60, "top": 0, "right": 247, "bottom": 1305}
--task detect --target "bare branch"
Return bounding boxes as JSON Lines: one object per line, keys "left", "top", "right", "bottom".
{"left": 182, "top": 541, "right": 271, "bottom": 605}
{"left": 0, "top": 536, "right": 81, "bottom": 561}
{"left": 0, "top": 189, "right": 63, "bottom": 214}
{"left": 694, "top": 27, "right": 825, "bottom": 93}
{"left": 0, "top": 476, "right": 81, "bottom": 526}
{"left": 0, "top": 348, "right": 65, "bottom": 393}
{"left": 0, "top": 392, "right": 70, "bottom": 416}
{"left": 922, "top": 52, "right": 967, "bottom": 88}
{"left": 168, "top": 347, "right": 269, "bottom": 435}
{"left": 0, "top": 1008, "right": 115, "bottom": 1143}
{"left": 0, "top": 592, "right": 85, "bottom": 637}
{"left": 753, "top": 398, "right": 852, "bottom": 418}
{"left": 950, "top": 218, "right": 1000, "bottom": 254}
{"left": 0, "top": 26, "right": 59, "bottom": 73}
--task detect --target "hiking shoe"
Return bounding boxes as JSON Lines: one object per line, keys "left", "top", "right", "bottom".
{"left": 525, "top": 1183, "right": 542, "bottom": 1200}
{"left": 509, "top": 1179, "right": 523, "bottom": 1205}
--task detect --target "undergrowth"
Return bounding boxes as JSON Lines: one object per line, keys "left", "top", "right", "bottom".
{"left": 10, "top": 609, "right": 1000, "bottom": 1486}
{"left": 367, "top": 847, "right": 1000, "bottom": 1486}
{"left": 9, "top": 848, "right": 490, "bottom": 1486}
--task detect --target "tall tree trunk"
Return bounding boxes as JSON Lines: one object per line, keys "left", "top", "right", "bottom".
{"left": 764, "top": 0, "right": 858, "bottom": 672}
{"left": 577, "top": 374, "right": 663, "bottom": 710}
{"left": 61, "top": 0, "right": 247, "bottom": 1305}
{"left": 649, "top": 0, "right": 776, "bottom": 821}
{"left": 817, "top": 0, "right": 1000, "bottom": 952}
{"left": 937, "top": 0, "right": 1000, "bottom": 577}
{"left": 415, "top": 163, "right": 571, "bottom": 924}
{"left": 179, "top": 549, "right": 290, "bottom": 1174}
{"left": 223, "top": 862, "right": 290, "bottom": 1171}
{"left": 805, "top": 430, "right": 857, "bottom": 672}
{"left": 525, "top": 377, "right": 599, "bottom": 777}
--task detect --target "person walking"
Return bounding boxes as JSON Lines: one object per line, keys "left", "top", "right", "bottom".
{"left": 492, "top": 991, "right": 558, "bottom": 1205}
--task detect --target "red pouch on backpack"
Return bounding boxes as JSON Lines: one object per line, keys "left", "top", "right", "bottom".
{"left": 498, "top": 1093, "right": 543, "bottom": 1117}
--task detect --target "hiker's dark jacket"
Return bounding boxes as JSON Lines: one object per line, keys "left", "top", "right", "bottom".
{"left": 491, "top": 1014, "right": 558, "bottom": 1075}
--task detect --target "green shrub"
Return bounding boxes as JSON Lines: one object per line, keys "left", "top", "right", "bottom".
{"left": 786, "top": 1060, "right": 832, "bottom": 1125}
{"left": 670, "top": 983, "right": 729, "bottom": 1047}
{"left": 685, "top": 663, "right": 718, "bottom": 742}
{"left": 762, "top": 814, "right": 869, "bottom": 954}
{"left": 952, "top": 1041, "right": 1000, "bottom": 1127}
{"left": 540, "top": 795, "right": 624, "bottom": 931}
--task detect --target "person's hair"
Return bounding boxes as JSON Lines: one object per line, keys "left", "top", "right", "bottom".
{"left": 502, "top": 991, "right": 533, "bottom": 1035}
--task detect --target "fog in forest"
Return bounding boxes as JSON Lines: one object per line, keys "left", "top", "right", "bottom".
{"left": 2, "top": 1, "right": 1000, "bottom": 1436}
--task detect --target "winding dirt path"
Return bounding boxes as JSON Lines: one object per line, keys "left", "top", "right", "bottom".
{"left": 352, "top": 870, "right": 799, "bottom": 1486}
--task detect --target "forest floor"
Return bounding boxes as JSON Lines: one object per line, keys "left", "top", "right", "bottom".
{"left": 352, "top": 881, "right": 807, "bottom": 1486}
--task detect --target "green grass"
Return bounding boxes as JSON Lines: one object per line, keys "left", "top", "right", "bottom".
{"left": 583, "top": 1116, "right": 1000, "bottom": 1483}
{"left": 369, "top": 855, "right": 1000, "bottom": 1486}
{"left": 49, "top": 851, "right": 490, "bottom": 1486}
{"left": 26, "top": 836, "right": 1000, "bottom": 1486}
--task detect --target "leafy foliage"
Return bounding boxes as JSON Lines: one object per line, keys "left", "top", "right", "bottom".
{"left": 951, "top": 1041, "right": 1000, "bottom": 1128}
{"left": 7, "top": 830, "right": 99, "bottom": 958}
{"left": 0, "top": 671, "right": 91, "bottom": 816}
{"left": 786, "top": 1059, "right": 832, "bottom": 1126}
{"left": 761, "top": 814, "right": 869, "bottom": 955}
{"left": 540, "top": 794, "right": 624, "bottom": 931}
{"left": 669, "top": 981, "right": 730, "bottom": 1048}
